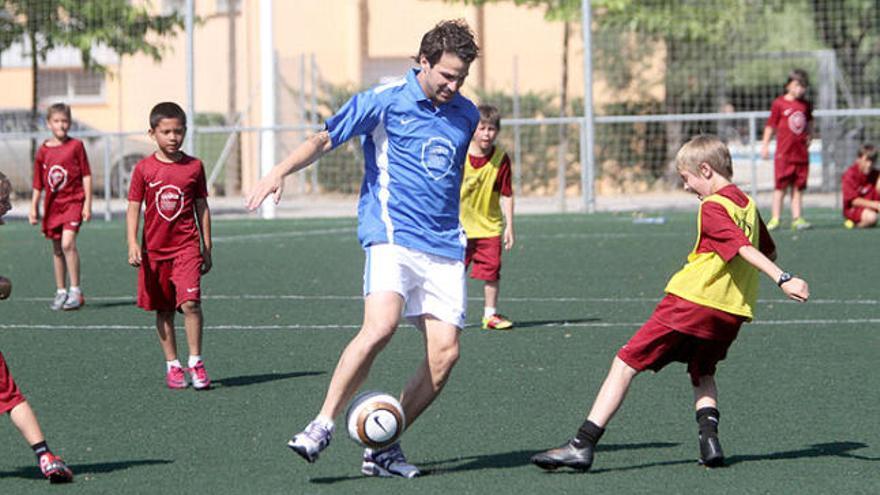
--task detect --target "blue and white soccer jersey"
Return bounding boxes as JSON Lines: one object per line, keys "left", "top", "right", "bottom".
{"left": 325, "top": 68, "right": 480, "bottom": 261}
{"left": 325, "top": 68, "right": 479, "bottom": 328}
{"left": 364, "top": 244, "right": 466, "bottom": 329}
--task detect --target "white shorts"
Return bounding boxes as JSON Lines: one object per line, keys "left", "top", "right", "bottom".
{"left": 363, "top": 243, "right": 466, "bottom": 329}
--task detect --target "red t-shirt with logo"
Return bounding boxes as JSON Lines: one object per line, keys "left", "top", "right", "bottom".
{"left": 766, "top": 95, "right": 812, "bottom": 163}
{"left": 32, "top": 138, "right": 91, "bottom": 227}
{"left": 128, "top": 153, "right": 208, "bottom": 260}
{"left": 841, "top": 162, "right": 879, "bottom": 210}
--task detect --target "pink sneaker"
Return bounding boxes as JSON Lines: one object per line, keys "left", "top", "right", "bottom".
{"left": 188, "top": 361, "right": 211, "bottom": 390}
{"left": 39, "top": 452, "right": 74, "bottom": 483}
{"left": 166, "top": 365, "right": 187, "bottom": 389}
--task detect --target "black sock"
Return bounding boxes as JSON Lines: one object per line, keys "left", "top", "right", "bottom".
{"left": 572, "top": 420, "right": 604, "bottom": 448}
{"left": 696, "top": 407, "right": 720, "bottom": 437}
{"left": 31, "top": 441, "right": 50, "bottom": 460}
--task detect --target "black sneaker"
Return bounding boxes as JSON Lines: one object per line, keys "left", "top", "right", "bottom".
{"left": 698, "top": 433, "right": 724, "bottom": 467}
{"left": 531, "top": 440, "right": 594, "bottom": 472}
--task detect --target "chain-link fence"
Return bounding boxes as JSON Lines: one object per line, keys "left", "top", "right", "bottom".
{"left": 1, "top": 0, "right": 877, "bottom": 217}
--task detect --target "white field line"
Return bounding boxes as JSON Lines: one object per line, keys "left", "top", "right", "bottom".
{"left": 213, "top": 227, "right": 353, "bottom": 242}
{"left": 11, "top": 293, "right": 880, "bottom": 305}
{"left": 1, "top": 318, "right": 878, "bottom": 331}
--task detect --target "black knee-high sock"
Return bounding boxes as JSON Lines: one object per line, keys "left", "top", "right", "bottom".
{"left": 573, "top": 420, "right": 604, "bottom": 448}
{"left": 31, "top": 441, "right": 50, "bottom": 460}
{"left": 696, "top": 407, "right": 720, "bottom": 436}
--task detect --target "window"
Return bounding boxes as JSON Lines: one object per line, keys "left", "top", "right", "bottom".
{"left": 216, "top": 0, "right": 241, "bottom": 14}
{"left": 37, "top": 69, "right": 105, "bottom": 103}
{"left": 163, "top": 0, "right": 186, "bottom": 15}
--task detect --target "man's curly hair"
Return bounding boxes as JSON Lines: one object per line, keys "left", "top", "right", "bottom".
{"left": 415, "top": 19, "right": 479, "bottom": 67}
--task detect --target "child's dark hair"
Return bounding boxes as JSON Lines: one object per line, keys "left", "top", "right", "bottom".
{"left": 786, "top": 68, "right": 809, "bottom": 90}
{"left": 478, "top": 104, "right": 501, "bottom": 129}
{"left": 149, "top": 102, "right": 187, "bottom": 129}
{"left": 414, "top": 19, "right": 479, "bottom": 67}
{"left": 47, "top": 102, "right": 71, "bottom": 120}
{"left": 859, "top": 144, "right": 877, "bottom": 163}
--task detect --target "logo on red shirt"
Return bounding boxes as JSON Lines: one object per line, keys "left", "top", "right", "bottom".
{"left": 787, "top": 111, "right": 807, "bottom": 135}
{"left": 47, "top": 164, "right": 68, "bottom": 192}
{"left": 156, "top": 185, "right": 185, "bottom": 221}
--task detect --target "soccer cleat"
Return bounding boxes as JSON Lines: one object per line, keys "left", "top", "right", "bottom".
{"left": 362, "top": 442, "right": 421, "bottom": 478}
{"left": 698, "top": 433, "right": 725, "bottom": 467}
{"left": 844, "top": 219, "right": 855, "bottom": 229}
{"left": 482, "top": 314, "right": 513, "bottom": 330}
{"left": 50, "top": 291, "right": 68, "bottom": 311}
{"left": 166, "top": 365, "right": 187, "bottom": 390}
{"left": 188, "top": 361, "right": 211, "bottom": 390}
{"left": 39, "top": 453, "right": 74, "bottom": 483}
{"left": 531, "top": 439, "right": 594, "bottom": 472}
{"left": 62, "top": 290, "right": 84, "bottom": 311}
{"left": 765, "top": 217, "right": 780, "bottom": 231}
{"left": 287, "top": 420, "right": 333, "bottom": 463}
{"left": 791, "top": 217, "right": 812, "bottom": 231}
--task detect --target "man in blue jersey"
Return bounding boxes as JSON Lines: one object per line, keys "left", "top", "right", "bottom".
{"left": 246, "top": 19, "right": 480, "bottom": 478}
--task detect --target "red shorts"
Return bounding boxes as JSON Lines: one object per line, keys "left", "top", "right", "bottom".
{"left": 617, "top": 310, "right": 742, "bottom": 386}
{"left": 844, "top": 189, "right": 880, "bottom": 223}
{"left": 42, "top": 201, "right": 82, "bottom": 240}
{"left": 0, "top": 352, "right": 26, "bottom": 414}
{"left": 465, "top": 236, "right": 502, "bottom": 282}
{"left": 137, "top": 249, "right": 203, "bottom": 312}
{"left": 774, "top": 158, "right": 809, "bottom": 190}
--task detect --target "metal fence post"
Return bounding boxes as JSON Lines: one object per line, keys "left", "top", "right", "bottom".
{"left": 581, "top": 0, "right": 595, "bottom": 213}
{"left": 748, "top": 116, "right": 758, "bottom": 199}
{"left": 103, "top": 137, "right": 111, "bottom": 221}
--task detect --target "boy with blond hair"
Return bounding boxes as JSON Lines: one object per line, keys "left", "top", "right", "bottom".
{"left": 532, "top": 135, "right": 809, "bottom": 472}
{"left": 460, "top": 104, "right": 515, "bottom": 329}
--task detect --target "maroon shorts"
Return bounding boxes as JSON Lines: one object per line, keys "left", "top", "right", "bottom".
{"left": 0, "top": 352, "right": 26, "bottom": 414}
{"left": 774, "top": 158, "right": 809, "bottom": 190}
{"left": 137, "top": 249, "right": 203, "bottom": 312}
{"left": 42, "top": 201, "right": 82, "bottom": 240}
{"left": 617, "top": 313, "right": 741, "bottom": 386}
{"left": 465, "top": 236, "right": 502, "bottom": 282}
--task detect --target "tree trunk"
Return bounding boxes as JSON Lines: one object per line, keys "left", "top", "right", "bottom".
{"left": 556, "top": 21, "right": 570, "bottom": 208}
{"left": 224, "top": 0, "right": 240, "bottom": 196}
{"left": 29, "top": 27, "right": 38, "bottom": 162}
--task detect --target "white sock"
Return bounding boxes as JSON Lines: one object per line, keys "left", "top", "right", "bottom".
{"left": 69, "top": 286, "right": 80, "bottom": 293}
{"left": 314, "top": 414, "right": 335, "bottom": 431}
{"left": 188, "top": 355, "right": 202, "bottom": 368}
{"left": 56, "top": 288, "right": 67, "bottom": 295}
{"left": 166, "top": 359, "right": 182, "bottom": 372}
{"left": 484, "top": 307, "right": 497, "bottom": 319}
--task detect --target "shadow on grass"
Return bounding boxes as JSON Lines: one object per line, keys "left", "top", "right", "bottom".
{"left": 0, "top": 459, "right": 173, "bottom": 480}
{"left": 88, "top": 299, "right": 136, "bottom": 309}
{"left": 509, "top": 318, "right": 602, "bottom": 329}
{"left": 214, "top": 371, "right": 324, "bottom": 388}
{"left": 309, "top": 442, "right": 678, "bottom": 483}
{"left": 727, "top": 441, "right": 879, "bottom": 466}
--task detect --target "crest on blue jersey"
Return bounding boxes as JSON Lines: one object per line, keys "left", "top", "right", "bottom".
{"left": 420, "top": 137, "right": 456, "bottom": 181}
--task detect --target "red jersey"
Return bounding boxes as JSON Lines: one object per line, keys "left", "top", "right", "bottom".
{"left": 466, "top": 149, "right": 513, "bottom": 196}
{"left": 128, "top": 153, "right": 208, "bottom": 260}
{"left": 766, "top": 95, "right": 812, "bottom": 163}
{"left": 841, "top": 162, "right": 879, "bottom": 210}
{"left": 655, "top": 185, "right": 775, "bottom": 341}
{"left": 32, "top": 138, "right": 91, "bottom": 213}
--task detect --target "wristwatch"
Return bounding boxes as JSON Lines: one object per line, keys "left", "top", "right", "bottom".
{"left": 776, "top": 272, "right": 793, "bottom": 286}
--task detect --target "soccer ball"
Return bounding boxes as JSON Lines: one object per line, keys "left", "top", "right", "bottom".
{"left": 0, "top": 276, "right": 11, "bottom": 300}
{"left": 345, "top": 391, "right": 405, "bottom": 449}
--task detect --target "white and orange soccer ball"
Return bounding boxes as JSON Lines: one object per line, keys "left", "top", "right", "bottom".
{"left": 345, "top": 391, "right": 405, "bottom": 449}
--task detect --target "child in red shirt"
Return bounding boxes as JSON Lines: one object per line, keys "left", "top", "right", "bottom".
{"left": 1, "top": 171, "right": 73, "bottom": 483}
{"left": 761, "top": 69, "right": 813, "bottom": 231}
{"left": 840, "top": 144, "right": 879, "bottom": 228}
{"left": 127, "top": 102, "right": 213, "bottom": 390}
{"left": 531, "top": 135, "right": 809, "bottom": 473}
{"left": 28, "top": 103, "right": 92, "bottom": 311}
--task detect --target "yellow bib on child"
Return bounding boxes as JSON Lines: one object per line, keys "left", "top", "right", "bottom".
{"left": 460, "top": 147, "right": 505, "bottom": 238}
{"left": 664, "top": 193, "right": 760, "bottom": 319}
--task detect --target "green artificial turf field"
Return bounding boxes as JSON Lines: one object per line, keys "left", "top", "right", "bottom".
{"left": 0, "top": 209, "right": 878, "bottom": 494}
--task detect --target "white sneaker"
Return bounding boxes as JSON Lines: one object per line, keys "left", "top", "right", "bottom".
{"left": 362, "top": 442, "right": 421, "bottom": 478}
{"left": 287, "top": 420, "right": 333, "bottom": 463}
{"left": 62, "top": 289, "right": 83, "bottom": 310}
{"left": 50, "top": 291, "right": 67, "bottom": 311}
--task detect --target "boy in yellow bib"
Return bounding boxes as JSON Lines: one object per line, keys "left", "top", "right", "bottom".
{"left": 532, "top": 135, "right": 809, "bottom": 472}
{"left": 460, "top": 105, "right": 515, "bottom": 329}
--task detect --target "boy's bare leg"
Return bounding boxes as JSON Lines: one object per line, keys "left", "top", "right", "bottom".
{"left": 484, "top": 280, "right": 499, "bottom": 310}
{"left": 585, "top": 356, "right": 640, "bottom": 428}
{"left": 859, "top": 209, "right": 878, "bottom": 228}
{"left": 60, "top": 230, "right": 80, "bottom": 287}
{"left": 180, "top": 301, "right": 203, "bottom": 357}
{"left": 771, "top": 189, "right": 785, "bottom": 221}
{"left": 398, "top": 316, "right": 460, "bottom": 429}
{"left": 155, "top": 311, "right": 178, "bottom": 361}
{"left": 791, "top": 187, "right": 804, "bottom": 220}
{"left": 693, "top": 375, "right": 718, "bottom": 410}
{"left": 51, "top": 239, "right": 66, "bottom": 290}
{"left": 317, "top": 291, "right": 404, "bottom": 419}
{"left": 9, "top": 401, "right": 45, "bottom": 446}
